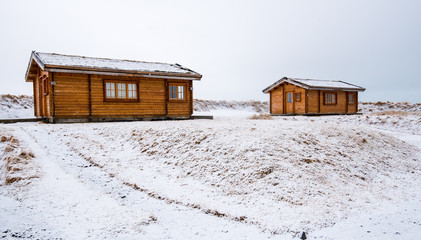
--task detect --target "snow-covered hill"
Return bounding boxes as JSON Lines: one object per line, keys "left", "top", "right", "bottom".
{"left": 0, "top": 95, "right": 33, "bottom": 119}
{"left": 1, "top": 95, "right": 421, "bottom": 239}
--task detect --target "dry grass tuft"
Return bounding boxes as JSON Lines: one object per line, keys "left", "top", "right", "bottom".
{"left": 1, "top": 134, "right": 38, "bottom": 185}
{"left": 249, "top": 114, "right": 273, "bottom": 120}
{"left": 373, "top": 111, "right": 410, "bottom": 116}
{"left": 374, "top": 101, "right": 387, "bottom": 106}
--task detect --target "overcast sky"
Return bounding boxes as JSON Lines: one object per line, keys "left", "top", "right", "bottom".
{"left": 1, "top": 0, "right": 420, "bottom": 102}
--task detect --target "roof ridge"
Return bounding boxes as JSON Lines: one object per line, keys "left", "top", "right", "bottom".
{"left": 36, "top": 51, "right": 176, "bottom": 66}
{"left": 291, "top": 78, "right": 340, "bottom": 82}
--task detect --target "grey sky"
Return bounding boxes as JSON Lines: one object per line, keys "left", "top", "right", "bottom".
{"left": 1, "top": 0, "right": 420, "bottom": 102}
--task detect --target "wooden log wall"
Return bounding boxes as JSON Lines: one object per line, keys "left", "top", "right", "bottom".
{"left": 54, "top": 73, "right": 90, "bottom": 117}
{"left": 33, "top": 77, "right": 40, "bottom": 117}
{"left": 307, "top": 90, "right": 320, "bottom": 114}
{"left": 51, "top": 72, "right": 192, "bottom": 118}
{"left": 33, "top": 69, "right": 52, "bottom": 117}
{"left": 269, "top": 86, "right": 283, "bottom": 114}
{"left": 269, "top": 86, "right": 360, "bottom": 115}
{"left": 166, "top": 80, "right": 192, "bottom": 116}
{"left": 282, "top": 83, "right": 306, "bottom": 114}
{"left": 347, "top": 92, "right": 358, "bottom": 113}
{"left": 307, "top": 90, "right": 359, "bottom": 114}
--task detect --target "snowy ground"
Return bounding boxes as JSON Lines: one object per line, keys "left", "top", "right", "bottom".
{"left": 0, "top": 96, "right": 420, "bottom": 239}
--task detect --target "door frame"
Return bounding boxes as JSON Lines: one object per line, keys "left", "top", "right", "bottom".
{"left": 285, "top": 91, "right": 295, "bottom": 114}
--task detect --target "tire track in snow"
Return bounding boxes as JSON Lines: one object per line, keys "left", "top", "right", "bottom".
{"left": 19, "top": 124, "right": 275, "bottom": 239}
{"left": 8, "top": 126, "right": 153, "bottom": 239}
{"left": 64, "top": 142, "right": 271, "bottom": 232}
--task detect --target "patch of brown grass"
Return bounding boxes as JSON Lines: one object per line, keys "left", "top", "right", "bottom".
{"left": 372, "top": 111, "right": 410, "bottom": 116}
{"left": 249, "top": 114, "right": 273, "bottom": 120}
{"left": 1, "top": 135, "right": 37, "bottom": 185}
{"left": 374, "top": 101, "right": 387, "bottom": 106}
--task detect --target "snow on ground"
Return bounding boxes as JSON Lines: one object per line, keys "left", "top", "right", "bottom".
{"left": 0, "top": 96, "right": 421, "bottom": 239}
{"left": 193, "top": 99, "right": 268, "bottom": 114}
{"left": 0, "top": 127, "right": 155, "bottom": 239}
{"left": 312, "top": 198, "right": 421, "bottom": 240}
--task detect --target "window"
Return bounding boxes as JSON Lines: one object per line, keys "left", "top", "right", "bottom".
{"left": 104, "top": 81, "right": 138, "bottom": 101}
{"left": 128, "top": 83, "right": 137, "bottom": 99}
{"left": 117, "top": 83, "right": 126, "bottom": 98}
{"left": 106, "top": 82, "right": 115, "bottom": 98}
{"left": 169, "top": 84, "right": 186, "bottom": 100}
{"left": 295, "top": 93, "right": 301, "bottom": 102}
{"left": 287, "top": 93, "right": 293, "bottom": 103}
{"left": 348, "top": 94, "right": 355, "bottom": 104}
{"left": 324, "top": 92, "right": 337, "bottom": 105}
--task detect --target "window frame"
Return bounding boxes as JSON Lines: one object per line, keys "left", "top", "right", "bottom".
{"left": 295, "top": 93, "right": 301, "bottom": 102}
{"left": 286, "top": 92, "right": 293, "bottom": 103}
{"left": 348, "top": 93, "right": 355, "bottom": 104}
{"left": 168, "top": 83, "right": 187, "bottom": 101}
{"left": 323, "top": 92, "right": 337, "bottom": 105}
{"left": 103, "top": 80, "right": 140, "bottom": 102}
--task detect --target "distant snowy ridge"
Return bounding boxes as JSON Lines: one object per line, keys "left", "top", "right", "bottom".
{"left": 0, "top": 95, "right": 33, "bottom": 119}
{"left": 194, "top": 99, "right": 421, "bottom": 114}
{"left": 359, "top": 101, "right": 421, "bottom": 113}
{"left": 194, "top": 99, "right": 269, "bottom": 113}
{"left": 1, "top": 94, "right": 421, "bottom": 118}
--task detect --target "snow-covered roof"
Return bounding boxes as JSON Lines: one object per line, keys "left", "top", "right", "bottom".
{"left": 25, "top": 51, "right": 201, "bottom": 82}
{"left": 263, "top": 77, "right": 365, "bottom": 93}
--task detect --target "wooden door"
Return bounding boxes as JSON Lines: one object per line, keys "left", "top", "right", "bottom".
{"left": 285, "top": 92, "right": 294, "bottom": 113}
{"left": 167, "top": 81, "right": 190, "bottom": 116}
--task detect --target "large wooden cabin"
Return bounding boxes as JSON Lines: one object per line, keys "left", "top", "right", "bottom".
{"left": 25, "top": 51, "right": 202, "bottom": 123}
{"left": 263, "top": 77, "right": 365, "bottom": 115}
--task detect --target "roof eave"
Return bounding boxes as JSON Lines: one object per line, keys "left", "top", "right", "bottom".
{"left": 262, "top": 77, "right": 288, "bottom": 93}
{"left": 25, "top": 51, "right": 46, "bottom": 82}
{"left": 45, "top": 66, "right": 202, "bottom": 80}
{"left": 307, "top": 87, "right": 366, "bottom": 92}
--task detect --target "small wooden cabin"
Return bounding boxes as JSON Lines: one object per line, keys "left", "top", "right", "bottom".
{"left": 262, "top": 77, "right": 365, "bottom": 115}
{"left": 25, "top": 51, "right": 202, "bottom": 123}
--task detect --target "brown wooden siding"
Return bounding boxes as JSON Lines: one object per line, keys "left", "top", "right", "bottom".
{"left": 319, "top": 91, "right": 347, "bottom": 114}
{"left": 270, "top": 86, "right": 283, "bottom": 114}
{"left": 53, "top": 73, "right": 90, "bottom": 117}
{"left": 282, "top": 83, "right": 306, "bottom": 114}
{"left": 347, "top": 92, "right": 358, "bottom": 113}
{"left": 167, "top": 80, "right": 192, "bottom": 116}
{"left": 307, "top": 90, "right": 320, "bottom": 114}
{"left": 34, "top": 78, "right": 41, "bottom": 117}
{"left": 33, "top": 69, "right": 52, "bottom": 117}
{"left": 91, "top": 75, "right": 166, "bottom": 116}
{"left": 43, "top": 72, "right": 192, "bottom": 118}
{"left": 272, "top": 86, "right": 360, "bottom": 115}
